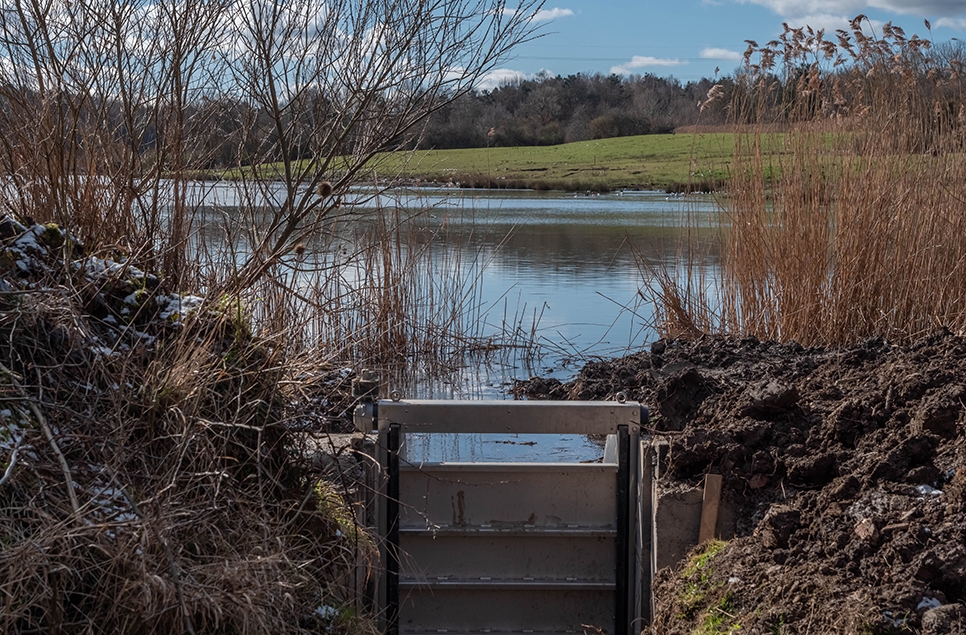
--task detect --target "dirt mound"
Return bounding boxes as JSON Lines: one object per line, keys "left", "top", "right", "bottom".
{"left": 515, "top": 333, "right": 966, "bottom": 634}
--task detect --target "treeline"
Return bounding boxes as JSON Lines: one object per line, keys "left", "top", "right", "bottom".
{"left": 416, "top": 26, "right": 966, "bottom": 153}
{"left": 417, "top": 73, "right": 734, "bottom": 149}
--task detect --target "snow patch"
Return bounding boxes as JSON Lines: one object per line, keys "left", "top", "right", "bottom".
{"left": 915, "top": 484, "right": 942, "bottom": 497}
{"left": 157, "top": 294, "right": 204, "bottom": 323}
{"left": 918, "top": 597, "right": 942, "bottom": 610}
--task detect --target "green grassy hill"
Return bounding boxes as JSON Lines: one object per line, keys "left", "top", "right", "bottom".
{"left": 373, "top": 133, "right": 735, "bottom": 192}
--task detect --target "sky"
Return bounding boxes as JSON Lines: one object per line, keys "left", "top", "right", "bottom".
{"left": 479, "top": 0, "right": 966, "bottom": 89}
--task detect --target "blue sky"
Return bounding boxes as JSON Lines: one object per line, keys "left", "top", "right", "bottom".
{"left": 480, "top": 0, "right": 966, "bottom": 88}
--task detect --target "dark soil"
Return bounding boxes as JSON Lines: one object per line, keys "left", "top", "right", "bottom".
{"left": 514, "top": 332, "right": 966, "bottom": 634}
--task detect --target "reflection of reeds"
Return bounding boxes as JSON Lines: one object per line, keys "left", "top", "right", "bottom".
{"left": 233, "top": 191, "right": 545, "bottom": 384}
{"left": 655, "top": 18, "right": 966, "bottom": 346}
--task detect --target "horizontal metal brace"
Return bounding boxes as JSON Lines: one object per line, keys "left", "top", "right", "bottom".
{"left": 399, "top": 579, "right": 617, "bottom": 591}
{"left": 400, "top": 526, "right": 617, "bottom": 537}
{"left": 400, "top": 462, "right": 618, "bottom": 473}
{"left": 378, "top": 400, "right": 641, "bottom": 435}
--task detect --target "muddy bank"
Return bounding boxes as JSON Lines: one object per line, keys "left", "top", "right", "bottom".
{"left": 515, "top": 332, "right": 966, "bottom": 634}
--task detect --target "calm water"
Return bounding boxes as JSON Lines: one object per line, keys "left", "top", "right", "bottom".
{"left": 375, "top": 188, "right": 721, "bottom": 461}
{"left": 186, "top": 183, "right": 721, "bottom": 391}
{"left": 184, "top": 183, "right": 721, "bottom": 460}
{"left": 366, "top": 187, "right": 720, "bottom": 394}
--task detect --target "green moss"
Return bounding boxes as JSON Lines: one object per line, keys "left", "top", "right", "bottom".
{"left": 314, "top": 480, "right": 373, "bottom": 549}
{"left": 694, "top": 593, "right": 741, "bottom": 635}
{"left": 679, "top": 580, "right": 709, "bottom": 617}
{"left": 41, "top": 223, "right": 65, "bottom": 249}
{"left": 676, "top": 540, "right": 730, "bottom": 620}
{"left": 675, "top": 542, "right": 745, "bottom": 634}
{"left": 681, "top": 539, "right": 728, "bottom": 578}
{"left": 214, "top": 293, "right": 252, "bottom": 342}
{"left": 0, "top": 249, "right": 17, "bottom": 270}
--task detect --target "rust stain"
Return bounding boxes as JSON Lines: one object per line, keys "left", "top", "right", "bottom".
{"left": 451, "top": 490, "right": 466, "bottom": 526}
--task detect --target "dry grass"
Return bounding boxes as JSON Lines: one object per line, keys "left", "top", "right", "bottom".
{"left": 0, "top": 245, "right": 380, "bottom": 633}
{"left": 657, "top": 17, "right": 966, "bottom": 346}
{"left": 0, "top": 199, "right": 511, "bottom": 633}
{"left": 0, "top": 0, "right": 547, "bottom": 631}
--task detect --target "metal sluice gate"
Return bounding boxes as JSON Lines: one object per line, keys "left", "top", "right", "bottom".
{"left": 354, "top": 399, "right": 651, "bottom": 635}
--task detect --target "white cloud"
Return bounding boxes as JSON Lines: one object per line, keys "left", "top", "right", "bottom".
{"left": 935, "top": 16, "right": 966, "bottom": 27}
{"left": 476, "top": 68, "right": 553, "bottom": 90}
{"left": 610, "top": 56, "right": 687, "bottom": 75}
{"left": 738, "top": 0, "right": 862, "bottom": 15}
{"left": 781, "top": 13, "right": 855, "bottom": 31}
{"left": 533, "top": 7, "right": 575, "bottom": 22}
{"left": 500, "top": 7, "right": 574, "bottom": 23}
{"left": 701, "top": 47, "right": 743, "bottom": 60}
{"left": 737, "top": 0, "right": 966, "bottom": 19}
{"left": 870, "top": 0, "right": 966, "bottom": 15}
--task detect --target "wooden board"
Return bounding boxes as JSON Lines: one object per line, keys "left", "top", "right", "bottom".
{"left": 698, "top": 474, "right": 723, "bottom": 544}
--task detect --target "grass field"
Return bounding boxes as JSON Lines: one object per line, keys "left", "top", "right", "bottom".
{"left": 370, "top": 133, "right": 735, "bottom": 192}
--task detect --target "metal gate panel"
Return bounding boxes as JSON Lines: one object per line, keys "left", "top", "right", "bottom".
{"left": 398, "top": 587, "right": 615, "bottom": 634}
{"left": 399, "top": 531, "right": 616, "bottom": 581}
{"left": 356, "top": 399, "right": 646, "bottom": 635}
{"left": 399, "top": 463, "right": 618, "bottom": 529}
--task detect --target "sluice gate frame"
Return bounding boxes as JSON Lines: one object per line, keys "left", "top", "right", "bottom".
{"left": 354, "top": 399, "right": 653, "bottom": 635}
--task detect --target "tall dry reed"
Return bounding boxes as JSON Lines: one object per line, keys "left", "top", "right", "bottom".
{"left": 663, "top": 17, "right": 966, "bottom": 346}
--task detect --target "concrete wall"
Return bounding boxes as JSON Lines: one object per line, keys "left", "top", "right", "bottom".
{"left": 647, "top": 439, "right": 737, "bottom": 576}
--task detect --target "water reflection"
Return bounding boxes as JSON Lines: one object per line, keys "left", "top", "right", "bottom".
{"left": 363, "top": 188, "right": 722, "bottom": 399}
{"left": 403, "top": 432, "right": 606, "bottom": 464}
{"left": 178, "top": 183, "right": 721, "bottom": 397}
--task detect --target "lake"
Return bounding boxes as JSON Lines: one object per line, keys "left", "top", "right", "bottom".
{"left": 362, "top": 188, "right": 722, "bottom": 461}
{"left": 351, "top": 187, "right": 722, "bottom": 399}
{"left": 185, "top": 182, "right": 722, "bottom": 460}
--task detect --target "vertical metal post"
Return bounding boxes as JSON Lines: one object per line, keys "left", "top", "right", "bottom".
{"left": 387, "top": 423, "right": 400, "bottom": 635}
{"left": 616, "top": 424, "right": 630, "bottom": 635}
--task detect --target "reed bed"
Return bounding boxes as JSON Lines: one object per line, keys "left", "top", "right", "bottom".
{"left": 0, "top": 0, "right": 546, "bottom": 630}
{"left": 658, "top": 17, "right": 966, "bottom": 346}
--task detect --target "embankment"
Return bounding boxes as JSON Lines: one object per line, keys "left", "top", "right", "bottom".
{"left": 516, "top": 334, "right": 966, "bottom": 634}
{"left": 371, "top": 133, "right": 734, "bottom": 193}
{"left": 0, "top": 217, "right": 372, "bottom": 634}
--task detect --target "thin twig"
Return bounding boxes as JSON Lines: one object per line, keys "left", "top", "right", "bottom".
{"left": 0, "top": 433, "right": 25, "bottom": 487}
{"left": 0, "top": 361, "right": 80, "bottom": 515}
{"left": 108, "top": 469, "right": 198, "bottom": 635}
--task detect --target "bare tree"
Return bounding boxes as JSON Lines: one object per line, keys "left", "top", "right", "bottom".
{"left": 0, "top": 0, "right": 544, "bottom": 284}
{"left": 220, "top": 0, "right": 545, "bottom": 290}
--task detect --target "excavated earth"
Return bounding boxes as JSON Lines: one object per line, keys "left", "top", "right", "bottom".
{"left": 514, "top": 333, "right": 966, "bottom": 635}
